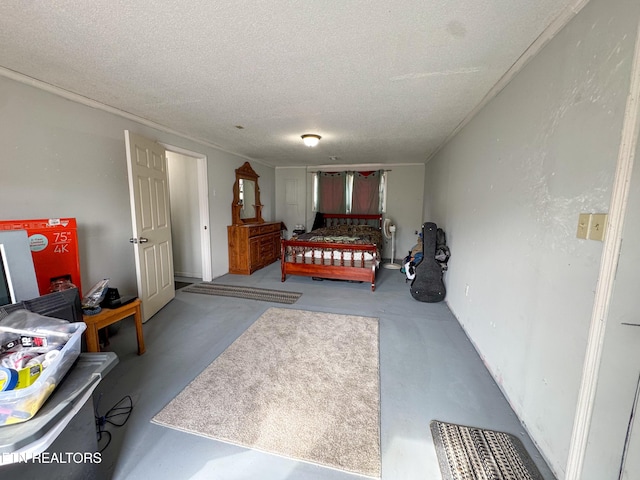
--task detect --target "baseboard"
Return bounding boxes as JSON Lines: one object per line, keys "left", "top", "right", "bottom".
{"left": 174, "top": 271, "right": 201, "bottom": 279}
{"left": 444, "top": 300, "right": 559, "bottom": 479}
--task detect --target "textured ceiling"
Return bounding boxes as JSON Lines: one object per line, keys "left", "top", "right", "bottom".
{"left": 0, "top": 1, "right": 580, "bottom": 167}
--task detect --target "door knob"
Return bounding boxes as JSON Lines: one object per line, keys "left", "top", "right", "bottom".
{"left": 139, "top": 237, "right": 149, "bottom": 243}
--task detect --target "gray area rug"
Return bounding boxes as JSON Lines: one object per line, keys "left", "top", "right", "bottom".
{"left": 430, "top": 420, "right": 545, "bottom": 480}
{"left": 152, "top": 307, "right": 381, "bottom": 478}
{"left": 183, "top": 282, "right": 302, "bottom": 304}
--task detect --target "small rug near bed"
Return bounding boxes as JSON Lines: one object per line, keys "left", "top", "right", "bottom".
{"left": 430, "top": 420, "right": 544, "bottom": 480}
{"left": 182, "top": 282, "right": 302, "bottom": 304}
{"left": 152, "top": 308, "right": 381, "bottom": 478}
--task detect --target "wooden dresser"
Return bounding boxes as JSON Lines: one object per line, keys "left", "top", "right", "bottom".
{"left": 227, "top": 222, "right": 281, "bottom": 275}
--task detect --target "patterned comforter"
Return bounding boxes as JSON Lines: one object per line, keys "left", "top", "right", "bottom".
{"left": 293, "top": 224, "right": 382, "bottom": 249}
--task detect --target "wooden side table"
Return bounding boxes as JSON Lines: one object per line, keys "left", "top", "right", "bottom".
{"left": 82, "top": 298, "right": 145, "bottom": 355}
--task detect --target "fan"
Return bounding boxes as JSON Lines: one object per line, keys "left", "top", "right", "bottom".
{"left": 382, "top": 218, "right": 402, "bottom": 269}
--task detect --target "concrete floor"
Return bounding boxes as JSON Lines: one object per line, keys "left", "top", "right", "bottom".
{"left": 87, "top": 263, "right": 556, "bottom": 480}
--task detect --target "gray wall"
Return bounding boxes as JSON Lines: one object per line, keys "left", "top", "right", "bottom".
{"left": 0, "top": 76, "right": 275, "bottom": 296}
{"left": 424, "top": 0, "right": 640, "bottom": 477}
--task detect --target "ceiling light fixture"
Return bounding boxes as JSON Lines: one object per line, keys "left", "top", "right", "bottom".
{"left": 301, "top": 134, "right": 321, "bottom": 147}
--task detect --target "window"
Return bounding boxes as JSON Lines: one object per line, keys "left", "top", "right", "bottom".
{"left": 313, "top": 170, "right": 387, "bottom": 214}
{"left": 315, "top": 171, "right": 347, "bottom": 214}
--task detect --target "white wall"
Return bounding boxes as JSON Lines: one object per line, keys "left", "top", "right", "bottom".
{"left": 424, "top": 0, "right": 640, "bottom": 476}
{"left": 275, "top": 167, "right": 307, "bottom": 239}
{"left": 167, "top": 151, "right": 202, "bottom": 278}
{"left": 0, "top": 75, "right": 275, "bottom": 296}
{"left": 275, "top": 164, "right": 425, "bottom": 262}
{"left": 385, "top": 165, "right": 425, "bottom": 261}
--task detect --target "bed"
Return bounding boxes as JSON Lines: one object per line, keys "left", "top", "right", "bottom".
{"left": 280, "top": 213, "right": 383, "bottom": 291}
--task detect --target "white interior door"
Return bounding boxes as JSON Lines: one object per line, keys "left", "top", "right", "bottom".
{"left": 125, "top": 130, "right": 175, "bottom": 322}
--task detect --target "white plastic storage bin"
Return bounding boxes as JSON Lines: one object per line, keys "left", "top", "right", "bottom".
{"left": 0, "top": 315, "right": 85, "bottom": 426}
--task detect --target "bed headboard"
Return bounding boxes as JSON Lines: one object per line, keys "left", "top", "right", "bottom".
{"left": 322, "top": 214, "right": 383, "bottom": 230}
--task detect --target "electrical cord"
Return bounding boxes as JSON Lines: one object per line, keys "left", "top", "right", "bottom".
{"left": 95, "top": 393, "right": 133, "bottom": 453}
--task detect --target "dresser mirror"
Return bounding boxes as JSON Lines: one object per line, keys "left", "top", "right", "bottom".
{"left": 232, "top": 162, "right": 263, "bottom": 225}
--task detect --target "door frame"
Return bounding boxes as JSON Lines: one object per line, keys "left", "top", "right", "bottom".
{"left": 565, "top": 19, "right": 640, "bottom": 480}
{"left": 161, "top": 143, "right": 212, "bottom": 282}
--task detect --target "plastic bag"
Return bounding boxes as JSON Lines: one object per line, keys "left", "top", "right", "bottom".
{"left": 81, "top": 279, "right": 110, "bottom": 308}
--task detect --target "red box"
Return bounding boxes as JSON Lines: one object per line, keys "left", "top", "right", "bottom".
{"left": 0, "top": 218, "right": 83, "bottom": 297}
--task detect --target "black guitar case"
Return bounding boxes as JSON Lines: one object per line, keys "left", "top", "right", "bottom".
{"left": 410, "top": 222, "right": 446, "bottom": 302}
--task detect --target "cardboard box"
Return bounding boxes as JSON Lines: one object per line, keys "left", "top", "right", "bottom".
{"left": 0, "top": 219, "right": 82, "bottom": 297}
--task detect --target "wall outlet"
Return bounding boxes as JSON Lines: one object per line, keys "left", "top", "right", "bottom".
{"left": 576, "top": 213, "right": 590, "bottom": 239}
{"left": 588, "top": 213, "right": 607, "bottom": 241}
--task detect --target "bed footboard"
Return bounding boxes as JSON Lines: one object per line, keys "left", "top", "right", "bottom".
{"left": 281, "top": 239, "right": 378, "bottom": 291}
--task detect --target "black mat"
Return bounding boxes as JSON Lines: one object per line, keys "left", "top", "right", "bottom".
{"left": 430, "top": 420, "right": 545, "bottom": 480}
{"left": 175, "top": 281, "right": 193, "bottom": 290}
{"left": 183, "top": 283, "right": 302, "bottom": 304}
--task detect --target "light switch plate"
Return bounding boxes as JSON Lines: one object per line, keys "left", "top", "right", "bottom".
{"left": 577, "top": 213, "right": 590, "bottom": 239}
{"left": 588, "top": 213, "right": 607, "bottom": 241}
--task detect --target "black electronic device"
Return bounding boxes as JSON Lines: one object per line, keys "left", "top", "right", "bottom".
{"left": 100, "top": 288, "right": 136, "bottom": 309}
{"left": 0, "top": 231, "right": 39, "bottom": 304}
{"left": 0, "top": 288, "right": 83, "bottom": 323}
{"left": 0, "top": 248, "right": 13, "bottom": 307}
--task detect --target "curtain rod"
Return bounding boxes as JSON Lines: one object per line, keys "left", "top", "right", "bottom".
{"left": 308, "top": 169, "right": 392, "bottom": 173}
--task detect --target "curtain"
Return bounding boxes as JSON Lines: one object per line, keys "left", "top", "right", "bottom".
{"left": 351, "top": 170, "right": 382, "bottom": 214}
{"left": 318, "top": 172, "right": 346, "bottom": 213}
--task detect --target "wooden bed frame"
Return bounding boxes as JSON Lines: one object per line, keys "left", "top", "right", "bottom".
{"left": 280, "top": 213, "right": 383, "bottom": 291}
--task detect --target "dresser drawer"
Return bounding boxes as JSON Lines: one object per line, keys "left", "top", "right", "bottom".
{"left": 255, "top": 223, "right": 280, "bottom": 236}
{"left": 259, "top": 239, "right": 274, "bottom": 256}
